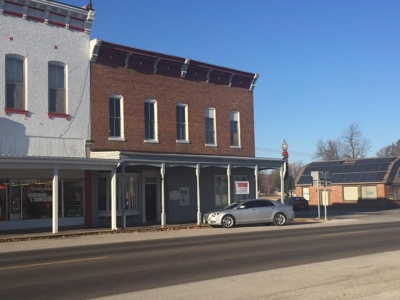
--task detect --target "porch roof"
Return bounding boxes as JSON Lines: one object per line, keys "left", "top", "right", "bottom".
{"left": 90, "top": 151, "right": 283, "bottom": 170}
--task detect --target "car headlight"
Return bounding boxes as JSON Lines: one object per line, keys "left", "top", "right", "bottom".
{"left": 211, "top": 212, "right": 220, "bottom": 217}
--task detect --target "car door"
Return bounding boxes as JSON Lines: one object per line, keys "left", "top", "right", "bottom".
{"left": 256, "top": 200, "right": 275, "bottom": 222}
{"left": 235, "top": 201, "right": 258, "bottom": 224}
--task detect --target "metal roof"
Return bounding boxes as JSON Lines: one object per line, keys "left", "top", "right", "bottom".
{"left": 90, "top": 151, "right": 283, "bottom": 170}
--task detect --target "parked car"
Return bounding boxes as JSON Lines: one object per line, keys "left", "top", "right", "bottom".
{"left": 203, "top": 199, "right": 295, "bottom": 228}
{"left": 289, "top": 197, "right": 309, "bottom": 211}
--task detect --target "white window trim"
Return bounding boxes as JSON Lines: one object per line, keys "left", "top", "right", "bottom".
{"left": 176, "top": 102, "right": 189, "bottom": 143}
{"left": 48, "top": 61, "right": 68, "bottom": 114}
{"left": 230, "top": 110, "right": 241, "bottom": 148}
{"left": 5, "top": 54, "right": 27, "bottom": 111}
{"left": 205, "top": 106, "right": 217, "bottom": 147}
{"left": 109, "top": 94, "right": 125, "bottom": 139}
{"left": 144, "top": 98, "right": 158, "bottom": 142}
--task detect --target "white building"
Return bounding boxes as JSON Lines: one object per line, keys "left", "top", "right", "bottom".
{"left": 0, "top": 0, "right": 118, "bottom": 233}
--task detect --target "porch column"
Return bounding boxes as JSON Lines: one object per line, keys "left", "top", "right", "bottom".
{"left": 196, "top": 164, "right": 201, "bottom": 224}
{"left": 161, "top": 163, "right": 166, "bottom": 227}
{"left": 227, "top": 164, "right": 231, "bottom": 204}
{"left": 52, "top": 168, "right": 59, "bottom": 234}
{"left": 111, "top": 168, "right": 117, "bottom": 230}
{"left": 255, "top": 165, "right": 259, "bottom": 199}
{"left": 280, "top": 164, "right": 285, "bottom": 203}
{"left": 121, "top": 162, "right": 126, "bottom": 229}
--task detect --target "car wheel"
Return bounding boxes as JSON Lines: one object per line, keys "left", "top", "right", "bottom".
{"left": 273, "top": 213, "right": 287, "bottom": 226}
{"left": 221, "top": 215, "right": 235, "bottom": 228}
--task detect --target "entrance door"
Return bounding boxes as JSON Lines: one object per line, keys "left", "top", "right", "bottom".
{"left": 145, "top": 184, "right": 157, "bottom": 221}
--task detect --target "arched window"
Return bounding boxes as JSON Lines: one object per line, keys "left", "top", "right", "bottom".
{"left": 176, "top": 102, "right": 188, "bottom": 142}
{"left": 109, "top": 94, "right": 124, "bottom": 139}
{"left": 144, "top": 98, "right": 158, "bottom": 142}
{"left": 230, "top": 110, "right": 240, "bottom": 147}
{"left": 205, "top": 107, "right": 216, "bottom": 145}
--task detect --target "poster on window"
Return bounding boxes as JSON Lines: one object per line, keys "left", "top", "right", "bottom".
{"left": 235, "top": 181, "right": 249, "bottom": 195}
{"left": 179, "top": 187, "right": 189, "bottom": 205}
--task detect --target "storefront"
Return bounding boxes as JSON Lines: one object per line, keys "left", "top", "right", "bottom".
{"left": 0, "top": 156, "right": 119, "bottom": 233}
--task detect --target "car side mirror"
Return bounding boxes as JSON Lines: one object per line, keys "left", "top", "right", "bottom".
{"left": 239, "top": 205, "right": 245, "bottom": 209}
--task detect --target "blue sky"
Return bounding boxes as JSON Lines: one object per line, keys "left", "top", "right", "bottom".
{"left": 68, "top": 0, "right": 399, "bottom": 165}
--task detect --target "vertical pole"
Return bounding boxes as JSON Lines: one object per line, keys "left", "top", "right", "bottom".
{"left": 52, "top": 168, "right": 59, "bottom": 234}
{"left": 317, "top": 184, "right": 321, "bottom": 220}
{"left": 111, "top": 168, "right": 117, "bottom": 230}
{"left": 324, "top": 185, "right": 327, "bottom": 220}
{"left": 196, "top": 164, "right": 201, "bottom": 225}
{"left": 254, "top": 165, "right": 259, "bottom": 199}
{"left": 280, "top": 165, "right": 284, "bottom": 203}
{"left": 227, "top": 164, "right": 231, "bottom": 205}
{"left": 121, "top": 162, "right": 126, "bottom": 229}
{"left": 160, "top": 163, "right": 166, "bottom": 227}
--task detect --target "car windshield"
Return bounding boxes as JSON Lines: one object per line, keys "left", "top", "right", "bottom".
{"left": 224, "top": 202, "right": 243, "bottom": 209}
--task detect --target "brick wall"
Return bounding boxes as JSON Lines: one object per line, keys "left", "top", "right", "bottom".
{"left": 90, "top": 63, "right": 255, "bottom": 157}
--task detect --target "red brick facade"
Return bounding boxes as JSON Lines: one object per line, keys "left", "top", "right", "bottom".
{"left": 90, "top": 42, "right": 256, "bottom": 157}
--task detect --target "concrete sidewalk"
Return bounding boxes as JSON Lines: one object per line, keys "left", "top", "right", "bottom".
{"left": 0, "top": 207, "right": 399, "bottom": 250}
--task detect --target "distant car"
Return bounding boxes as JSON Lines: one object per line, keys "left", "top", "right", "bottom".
{"left": 203, "top": 199, "right": 295, "bottom": 228}
{"left": 289, "top": 197, "right": 309, "bottom": 211}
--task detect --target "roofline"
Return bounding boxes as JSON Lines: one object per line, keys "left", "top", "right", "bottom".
{"left": 90, "top": 39, "right": 258, "bottom": 79}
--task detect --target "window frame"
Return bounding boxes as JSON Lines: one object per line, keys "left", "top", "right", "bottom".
{"left": 144, "top": 98, "right": 159, "bottom": 143}
{"left": 48, "top": 61, "right": 68, "bottom": 119}
{"left": 108, "top": 95, "right": 125, "bottom": 141}
{"left": 230, "top": 110, "right": 241, "bottom": 148}
{"left": 176, "top": 102, "right": 189, "bottom": 143}
{"left": 205, "top": 107, "right": 217, "bottom": 146}
{"left": 5, "top": 55, "right": 27, "bottom": 115}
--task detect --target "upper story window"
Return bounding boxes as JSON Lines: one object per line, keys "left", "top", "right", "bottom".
{"left": 109, "top": 95, "right": 124, "bottom": 140}
{"left": 230, "top": 110, "right": 240, "bottom": 147}
{"left": 176, "top": 103, "right": 188, "bottom": 142}
{"left": 144, "top": 98, "right": 158, "bottom": 142}
{"left": 48, "top": 62, "right": 66, "bottom": 114}
{"left": 5, "top": 55, "right": 25, "bottom": 110}
{"left": 205, "top": 107, "right": 216, "bottom": 146}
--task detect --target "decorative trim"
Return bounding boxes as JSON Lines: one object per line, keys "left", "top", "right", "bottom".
{"left": 144, "top": 139, "right": 160, "bottom": 144}
{"left": 47, "top": 112, "right": 69, "bottom": 120}
{"left": 153, "top": 58, "right": 160, "bottom": 73}
{"left": 249, "top": 73, "right": 259, "bottom": 91}
{"left": 205, "top": 144, "right": 218, "bottom": 148}
{"left": 4, "top": 108, "right": 28, "bottom": 116}
{"left": 125, "top": 52, "right": 132, "bottom": 68}
{"left": 108, "top": 137, "right": 126, "bottom": 142}
{"left": 206, "top": 69, "right": 212, "bottom": 83}
{"left": 228, "top": 73, "right": 234, "bottom": 87}
{"left": 176, "top": 140, "right": 190, "bottom": 144}
{"left": 90, "top": 39, "right": 102, "bottom": 62}
{"left": 180, "top": 58, "right": 190, "bottom": 78}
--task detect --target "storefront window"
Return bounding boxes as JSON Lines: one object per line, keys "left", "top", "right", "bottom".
{"left": 0, "top": 179, "right": 84, "bottom": 221}
{"left": 125, "top": 176, "right": 140, "bottom": 210}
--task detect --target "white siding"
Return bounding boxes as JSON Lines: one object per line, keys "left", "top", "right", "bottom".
{"left": 0, "top": 12, "right": 91, "bottom": 158}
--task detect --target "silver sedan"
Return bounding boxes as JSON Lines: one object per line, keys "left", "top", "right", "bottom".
{"left": 203, "top": 199, "right": 295, "bottom": 228}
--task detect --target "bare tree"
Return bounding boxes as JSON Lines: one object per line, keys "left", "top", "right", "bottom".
{"left": 341, "top": 122, "right": 372, "bottom": 159}
{"left": 258, "top": 169, "right": 281, "bottom": 196}
{"left": 289, "top": 161, "right": 304, "bottom": 178}
{"left": 314, "top": 123, "right": 371, "bottom": 161}
{"left": 376, "top": 139, "right": 400, "bottom": 157}
{"left": 314, "top": 139, "right": 342, "bottom": 161}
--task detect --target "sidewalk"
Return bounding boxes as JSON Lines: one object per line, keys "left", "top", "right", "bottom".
{"left": 1, "top": 207, "right": 399, "bottom": 245}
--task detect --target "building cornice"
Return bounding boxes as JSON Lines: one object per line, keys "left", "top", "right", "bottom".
{"left": 0, "top": 0, "right": 95, "bottom": 33}
{"left": 91, "top": 39, "right": 258, "bottom": 91}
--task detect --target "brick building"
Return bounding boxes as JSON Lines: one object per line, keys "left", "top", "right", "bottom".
{"left": 88, "top": 40, "right": 284, "bottom": 227}
{"left": 295, "top": 157, "right": 400, "bottom": 208}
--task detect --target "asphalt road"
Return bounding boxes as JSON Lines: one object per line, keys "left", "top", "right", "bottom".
{"left": 1, "top": 221, "right": 400, "bottom": 300}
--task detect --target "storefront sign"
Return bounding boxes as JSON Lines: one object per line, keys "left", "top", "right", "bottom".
{"left": 27, "top": 185, "right": 52, "bottom": 202}
{"left": 235, "top": 181, "right": 249, "bottom": 195}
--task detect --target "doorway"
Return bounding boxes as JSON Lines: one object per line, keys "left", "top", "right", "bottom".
{"left": 145, "top": 184, "right": 157, "bottom": 221}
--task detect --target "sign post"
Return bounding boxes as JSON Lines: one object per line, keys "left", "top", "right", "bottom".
{"left": 311, "top": 171, "right": 331, "bottom": 221}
